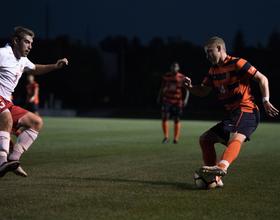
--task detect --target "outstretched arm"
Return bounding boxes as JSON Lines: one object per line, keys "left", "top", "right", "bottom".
{"left": 252, "top": 71, "right": 279, "bottom": 117}
{"left": 27, "top": 58, "right": 68, "bottom": 75}
{"left": 181, "top": 77, "right": 212, "bottom": 97}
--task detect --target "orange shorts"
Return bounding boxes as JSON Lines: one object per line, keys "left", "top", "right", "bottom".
{"left": 0, "top": 96, "right": 29, "bottom": 131}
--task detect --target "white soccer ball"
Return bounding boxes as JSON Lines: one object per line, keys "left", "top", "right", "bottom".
{"left": 194, "top": 172, "right": 218, "bottom": 190}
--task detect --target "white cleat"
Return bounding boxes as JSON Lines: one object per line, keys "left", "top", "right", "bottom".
{"left": 216, "top": 179, "right": 224, "bottom": 188}
{"left": 13, "top": 166, "right": 27, "bottom": 177}
{"left": 196, "top": 165, "right": 227, "bottom": 177}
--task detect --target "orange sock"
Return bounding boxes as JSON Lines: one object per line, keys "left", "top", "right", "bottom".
{"left": 199, "top": 140, "right": 217, "bottom": 166}
{"left": 218, "top": 139, "right": 242, "bottom": 169}
{"left": 162, "top": 121, "right": 169, "bottom": 138}
{"left": 174, "top": 122, "right": 180, "bottom": 141}
{"left": 9, "top": 136, "right": 16, "bottom": 153}
{"left": 11, "top": 129, "right": 22, "bottom": 137}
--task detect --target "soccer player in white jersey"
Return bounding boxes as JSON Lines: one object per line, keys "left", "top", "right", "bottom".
{"left": 0, "top": 26, "right": 68, "bottom": 177}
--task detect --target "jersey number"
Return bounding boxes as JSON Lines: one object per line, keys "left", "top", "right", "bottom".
{"left": 220, "top": 85, "right": 226, "bottom": 94}
{"left": 0, "top": 99, "right": 5, "bottom": 109}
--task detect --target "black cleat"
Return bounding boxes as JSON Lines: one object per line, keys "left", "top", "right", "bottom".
{"left": 173, "top": 140, "right": 178, "bottom": 144}
{"left": 162, "top": 138, "right": 169, "bottom": 143}
{"left": 0, "top": 161, "right": 20, "bottom": 178}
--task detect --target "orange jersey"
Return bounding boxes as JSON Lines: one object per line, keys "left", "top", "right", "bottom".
{"left": 26, "top": 81, "right": 39, "bottom": 104}
{"left": 203, "top": 55, "right": 258, "bottom": 113}
{"left": 162, "top": 72, "right": 185, "bottom": 106}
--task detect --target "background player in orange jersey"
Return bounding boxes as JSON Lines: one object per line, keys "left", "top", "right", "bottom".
{"left": 25, "top": 74, "right": 40, "bottom": 116}
{"left": 181, "top": 37, "right": 278, "bottom": 186}
{"left": 158, "top": 62, "right": 189, "bottom": 144}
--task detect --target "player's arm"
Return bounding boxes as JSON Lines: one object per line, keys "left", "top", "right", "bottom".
{"left": 157, "top": 85, "right": 164, "bottom": 104}
{"left": 181, "top": 77, "right": 212, "bottom": 97}
{"left": 27, "top": 58, "right": 68, "bottom": 75}
{"left": 30, "top": 87, "right": 39, "bottom": 102}
{"left": 182, "top": 88, "right": 190, "bottom": 107}
{"left": 252, "top": 71, "right": 279, "bottom": 117}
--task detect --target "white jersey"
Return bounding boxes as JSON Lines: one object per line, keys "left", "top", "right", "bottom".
{"left": 0, "top": 43, "right": 35, "bottom": 101}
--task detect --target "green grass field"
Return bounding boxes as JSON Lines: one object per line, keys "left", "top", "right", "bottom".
{"left": 1, "top": 117, "right": 280, "bottom": 220}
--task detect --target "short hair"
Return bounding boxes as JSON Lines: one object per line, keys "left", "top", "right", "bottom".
{"left": 11, "top": 26, "right": 34, "bottom": 45}
{"left": 205, "top": 36, "right": 226, "bottom": 53}
{"left": 171, "top": 61, "right": 179, "bottom": 67}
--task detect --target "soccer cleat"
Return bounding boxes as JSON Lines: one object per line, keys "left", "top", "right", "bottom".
{"left": 216, "top": 178, "right": 224, "bottom": 188}
{"left": 162, "top": 138, "right": 169, "bottom": 143}
{"left": 13, "top": 166, "right": 27, "bottom": 177}
{"left": 196, "top": 165, "right": 227, "bottom": 177}
{"left": 0, "top": 161, "right": 20, "bottom": 177}
{"left": 173, "top": 140, "right": 178, "bottom": 144}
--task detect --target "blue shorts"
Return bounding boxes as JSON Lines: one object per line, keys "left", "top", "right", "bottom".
{"left": 210, "top": 108, "right": 260, "bottom": 145}
{"left": 162, "top": 101, "right": 183, "bottom": 117}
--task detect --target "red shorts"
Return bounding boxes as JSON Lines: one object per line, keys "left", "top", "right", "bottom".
{"left": 0, "top": 96, "right": 29, "bottom": 131}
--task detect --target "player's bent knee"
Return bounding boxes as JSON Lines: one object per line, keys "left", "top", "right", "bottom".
{"left": 34, "top": 116, "right": 43, "bottom": 130}
{"left": 199, "top": 131, "right": 209, "bottom": 141}
{"left": 199, "top": 130, "right": 217, "bottom": 142}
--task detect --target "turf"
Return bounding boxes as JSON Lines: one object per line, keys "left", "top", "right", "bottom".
{"left": 1, "top": 117, "right": 280, "bottom": 220}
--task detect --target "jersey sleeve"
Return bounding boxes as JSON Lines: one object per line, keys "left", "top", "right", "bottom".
{"left": 236, "top": 58, "right": 257, "bottom": 79}
{"left": 202, "top": 70, "right": 215, "bottom": 87}
{"left": 23, "top": 58, "right": 35, "bottom": 72}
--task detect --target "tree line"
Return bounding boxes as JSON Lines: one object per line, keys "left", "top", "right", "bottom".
{"left": 1, "top": 28, "right": 280, "bottom": 120}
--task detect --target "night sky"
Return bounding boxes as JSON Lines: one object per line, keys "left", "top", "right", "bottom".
{"left": 1, "top": 0, "right": 280, "bottom": 51}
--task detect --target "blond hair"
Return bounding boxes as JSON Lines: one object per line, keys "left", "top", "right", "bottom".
{"left": 11, "top": 26, "right": 35, "bottom": 45}
{"left": 205, "top": 37, "right": 226, "bottom": 53}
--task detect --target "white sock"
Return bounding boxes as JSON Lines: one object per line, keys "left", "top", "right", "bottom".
{"left": 0, "top": 131, "right": 10, "bottom": 165}
{"left": 8, "top": 129, "right": 38, "bottom": 161}
{"left": 0, "top": 151, "right": 8, "bottom": 165}
{"left": 16, "top": 128, "right": 38, "bottom": 151}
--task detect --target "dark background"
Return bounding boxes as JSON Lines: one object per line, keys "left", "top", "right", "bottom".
{"left": 1, "top": 1, "right": 280, "bottom": 121}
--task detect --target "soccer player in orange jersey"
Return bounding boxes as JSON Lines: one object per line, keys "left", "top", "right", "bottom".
{"left": 25, "top": 75, "right": 39, "bottom": 116}
{"left": 181, "top": 37, "right": 278, "bottom": 186}
{"left": 158, "top": 62, "right": 189, "bottom": 144}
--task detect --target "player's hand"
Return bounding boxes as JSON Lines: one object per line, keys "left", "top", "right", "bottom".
{"left": 263, "top": 101, "right": 279, "bottom": 117}
{"left": 181, "top": 77, "right": 192, "bottom": 88}
{"left": 30, "top": 96, "right": 35, "bottom": 102}
{"left": 55, "top": 58, "right": 68, "bottom": 69}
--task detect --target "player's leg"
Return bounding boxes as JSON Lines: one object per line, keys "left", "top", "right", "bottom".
{"left": 196, "top": 125, "right": 228, "bottom": 177}
{"left": 172, "top": 105, "right": 183, "bottom": 144}
{"left": 197, "top": 133, "right": 245, "bottom": 177}
{"left": 162, "top": 112, "right": 170, "bottom": 143}
{"left": 11, "top": 129, "right": 22, "bottom": 137}
{"left": 34, "top": 103, "right": 39, "bottom": 116}
{"left": 9, "top": 129, "right": 22, "bottom": 152}
{"left": 217, "top": 132, "right": 246, "bottom": 171}
{"left": 199, "top": 129, "right": 225, "bottom": 166}
{"left": 198, "top": 110, "right": 260, "bottom": 177}
{"left": 173, "top": 116, "right": 180, "bottom": 144}
{"left": 0, "top": 110, "right": 20, "bottom": 177}
{"left": 8, "top": 112, "right": 42, "bottom": 162}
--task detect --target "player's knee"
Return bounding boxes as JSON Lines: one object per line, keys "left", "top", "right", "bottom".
{"left": 199, "top": 130, "right": 212, "bottom": 142}
{"left": 199, "top": 133, "right": 207, "bottom": 142}
{"left": 33, "top": 116, "right": 43, "bottom": 131}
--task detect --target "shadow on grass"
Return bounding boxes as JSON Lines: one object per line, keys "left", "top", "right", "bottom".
{"left": 50, "top": 176, "right": 197, "bottom": 191}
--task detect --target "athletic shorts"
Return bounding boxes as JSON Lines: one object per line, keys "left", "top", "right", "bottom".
{"left": 162, "top": 101, "right": 183, "bottom": 117}
{"left": 0, "top": 96, "right": 29, "bottom": 132}
{"left": 210, "top": 108, "right": 260, "bottom": 145}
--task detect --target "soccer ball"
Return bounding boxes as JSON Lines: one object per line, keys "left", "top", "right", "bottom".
{"left": 194, "top": 172, "right": 218, "bottom": 190}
